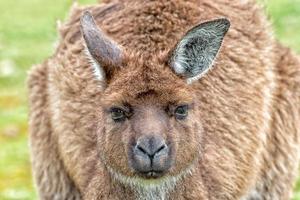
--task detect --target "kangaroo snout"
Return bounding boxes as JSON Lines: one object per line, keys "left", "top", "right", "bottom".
{"left": 130, "top": 135, "right": 172, "bottom": 178}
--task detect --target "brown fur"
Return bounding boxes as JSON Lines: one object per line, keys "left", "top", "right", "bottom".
{"left": 28, "top": 0, "right": 300, "bottom": 199}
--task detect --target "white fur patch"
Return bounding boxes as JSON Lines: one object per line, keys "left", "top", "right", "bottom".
{"left": 84, "top": 47, "right": 106, "bottom": 81}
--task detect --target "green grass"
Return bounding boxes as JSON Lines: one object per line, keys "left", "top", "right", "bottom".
{"left": 265, "top": 0, "right": 300, "bottom": 53}
{"left": 0, "top": 0, "right": 299, "bottom": 199}
{"left": 0, "top": 1, "right": 96, "bottom": 199}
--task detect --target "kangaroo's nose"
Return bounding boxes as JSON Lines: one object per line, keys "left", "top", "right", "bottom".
{"left": 130, "top": 135, "right": 172, "bottom": 178}
{"left": 135, "top": 135, "right": 167, "bottom": 158}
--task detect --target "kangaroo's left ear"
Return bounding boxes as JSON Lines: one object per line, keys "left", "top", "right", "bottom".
{"left": 169, "top": 18, "right": 230, "bottom": 83}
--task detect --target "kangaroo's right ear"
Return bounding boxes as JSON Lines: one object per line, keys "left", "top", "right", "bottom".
{"left": 169, "top": 18, "right": 230, "bottom": 84}
{"left": 80, "top": 11, "right": 123, "bottom": 81}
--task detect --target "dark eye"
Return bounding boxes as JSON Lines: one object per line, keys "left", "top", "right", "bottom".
{"left": 110, "top": 107, "right": 126, "bottom": 122}
{"left": 174, "top": 105, "right": 189, "bottom": 120}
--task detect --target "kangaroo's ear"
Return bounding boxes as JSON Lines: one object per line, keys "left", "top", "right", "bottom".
{"left": 80, "top": 11, "right": 122, "bottom": 81}
{"left": 169, "top": 18, "right": 230, "bottom": 83}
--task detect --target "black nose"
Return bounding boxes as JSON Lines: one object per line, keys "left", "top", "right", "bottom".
{"left": 130, "top": 135, "right": 172, "bottom": 178}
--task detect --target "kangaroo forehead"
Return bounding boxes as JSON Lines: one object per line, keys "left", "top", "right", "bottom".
{"left": 103, "top": 79, "right": 193, "bottom": 106}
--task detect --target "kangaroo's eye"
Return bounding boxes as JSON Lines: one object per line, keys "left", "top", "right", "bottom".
{"left": 174, "top": 105, "right": 189, "bottom": 120}
{"left": 110, "top": 107, "right": 126, "bottom": 122}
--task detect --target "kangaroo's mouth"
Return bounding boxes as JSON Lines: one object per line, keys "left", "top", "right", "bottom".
{"left": 138, "top": 170, "right": 165, "bottom": 179}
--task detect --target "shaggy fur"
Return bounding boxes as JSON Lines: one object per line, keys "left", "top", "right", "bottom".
{"left": 28, "top": 0, "right": 300, "bottom": 199}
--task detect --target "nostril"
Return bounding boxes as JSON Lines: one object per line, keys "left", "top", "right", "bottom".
{"left": 155, "top": 144, "right": 167, "bottom": 154}
{"left": 135, "top": 143, "right": 167, "bottom": 158}
{"left": 137, "top": 145, "right": 147, "bottom": 155}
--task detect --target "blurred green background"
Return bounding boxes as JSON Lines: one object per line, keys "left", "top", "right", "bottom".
{"left": 0, "top": 0, "right": 299, "bottom": 199}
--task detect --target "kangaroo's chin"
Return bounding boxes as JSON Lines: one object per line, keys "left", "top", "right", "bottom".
{"left": 106, "top": 162, "right": 196, "bottom": 191}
